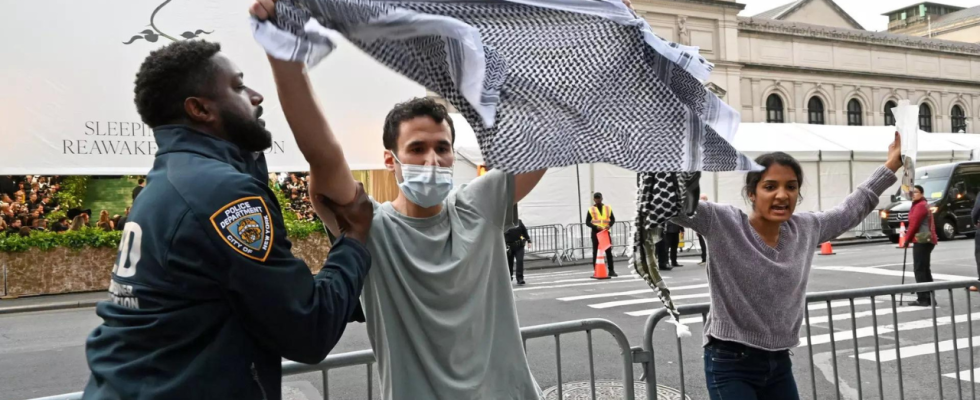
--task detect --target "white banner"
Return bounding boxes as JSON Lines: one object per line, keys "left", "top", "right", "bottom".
{"left": 0, "top": 0, "right": 425, "bottom": 175}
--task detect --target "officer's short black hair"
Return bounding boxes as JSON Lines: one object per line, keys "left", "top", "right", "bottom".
{"left": 593, "top": 192, "right": 603, "bottom": 199}
{"left": 134, "top": 40, "right": 222, "bottom": 128}
{"left": 138, "top": 178, "right": 145, "bottom": 185}
{"left": 383, "top": 98, "right": 456, "bottom": 152}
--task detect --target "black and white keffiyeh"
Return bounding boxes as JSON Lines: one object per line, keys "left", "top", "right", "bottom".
{"left": 255, "top": 0, "right": 756, "bottom": 174}
{"left": 252, "top": 0, "right": 759, "bottom": 335}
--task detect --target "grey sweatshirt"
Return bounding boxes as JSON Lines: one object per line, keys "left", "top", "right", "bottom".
{"left": 672, "top": 166, "right": 897, "bottom": 350}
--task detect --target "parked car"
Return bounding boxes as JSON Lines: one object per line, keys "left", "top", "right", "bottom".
{"left": 880, "top": 161, "right": 980, "bottom": 243}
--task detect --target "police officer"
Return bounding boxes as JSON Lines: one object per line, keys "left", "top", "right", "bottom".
{"left": 585, "top": 192, "right": 617, "bottom": 276}
{"left": 83, "top": 41, "right": 373, "bottom": 400}
{"left": 505, "top": 218, "right": 532, "bottom": 285}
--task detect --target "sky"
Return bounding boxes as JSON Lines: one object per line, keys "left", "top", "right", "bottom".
{"left": 739, "top": 0, "right": 979, "bottom": 32}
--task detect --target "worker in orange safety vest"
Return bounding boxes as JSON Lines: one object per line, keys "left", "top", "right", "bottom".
{"left": 585, "top": 192, "right": 617, "bottom": 277}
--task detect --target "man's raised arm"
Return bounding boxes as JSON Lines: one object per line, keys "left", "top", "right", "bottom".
{"left": 268, "top": 58, "right": 358, "bottom": 207}
{"left": 252, "top": 0, "right": 357, "bottom": 212}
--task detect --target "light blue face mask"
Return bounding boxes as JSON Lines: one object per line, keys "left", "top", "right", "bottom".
{"left": 391, "top": 152, "right": 454, "bottom": 208}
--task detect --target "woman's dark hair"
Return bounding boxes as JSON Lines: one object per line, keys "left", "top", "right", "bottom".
{"left": 743, "top": 152, "right": 805, "bottom": 203}
{"left": 914, "top": 185, "right": 925, "bottom": 194}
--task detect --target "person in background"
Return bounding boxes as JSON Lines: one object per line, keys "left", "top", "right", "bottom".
{"left": 585, "top": 192, "right": 618, "bottom": 276}
{"left": 671, "top": 134, "right": 901, "bottom": 400}
{"left": 52, "top": 217, "right": 69, "bottom": 233}
{"left": 14, "top": 182, "right": 26, "bottom": 203}
{"left": 132, "top": 178, "right": 146, "bottom": 201}
{"left": 68, "top": 215, "right": 86, "bottom": 231}
{"left": 116, "top": 207, "right": 131, "bottom": 231}
{"left": 18, "top": 226, "right": 31, "bottom": 237}
{"left": 0, "top": 219, "right": 7, "bottom": 234}
{"left": 697, "top": 194, "right": 709, "bottom": 266}
{"left": 27, "top": 193, "right": 41, "bottom": 211}
{"left": 7, "top": 219, "right": 23, "bottom": 235}
{"left": 0, "top": 194, "right": 12, "bottom": 208}
{"left": 665, "top": 221, "right": 682, "bottom": 268}
{"left": 505, "top": 218, "right": 532, "bottom": 285}
{"left": 40, "top": 195, "right": 57, "bottom": 214}
{"left": 96, "top": 210, "right": 114, "bottom": 232}
{"left": 655, "top": 224, "right": 673, "bottom": 271}
{"left": 905, "top": 184, "right": 938, "bottom": 305}
{"left": 0, "top": 175, "right": 14, "bottom": 198}
{"left": 81, "top": 210, "right": 91, "bottom": 227}
{"left": 33, "top": 218, "right": 48, "bottom": 232}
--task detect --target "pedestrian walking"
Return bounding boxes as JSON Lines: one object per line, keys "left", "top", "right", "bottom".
{"left": 505, "top": 218, "right": 531, "bottom": 285}
{"left": 665, "top": 221, "right": 682, "bottom": 267}
{"left": 905, "top": 184, "right": 938, "bottom": 306}
{"left": 586, "top": 192, "right": 618, "bottom": 276}
{"left": 671, "top": 133, "right": 901, "bottom": 400}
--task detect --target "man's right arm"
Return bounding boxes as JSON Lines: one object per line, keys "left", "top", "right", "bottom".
{"left": 585, "top": 211, "right": 594, "bottom": 229}
{"left": 268, "top": 59, "right": 358, "bottom": 211}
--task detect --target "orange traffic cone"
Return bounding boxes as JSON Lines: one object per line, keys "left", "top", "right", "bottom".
{"left": 591, "top": 252, "right": 610, "bottom": 280}
{"left": 819, "top": 242, "right": 835, "bottom": 256}
{"left": 897, "top": 222, "right": 907, "bottom": 248}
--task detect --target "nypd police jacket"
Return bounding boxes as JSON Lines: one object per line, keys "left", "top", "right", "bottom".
{"left": 82, "top": 126, "right": 370, "bottom": 400}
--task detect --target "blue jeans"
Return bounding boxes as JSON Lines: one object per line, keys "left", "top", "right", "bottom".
{"left": 704, "top": 339, "right": 799, "bottom": 400}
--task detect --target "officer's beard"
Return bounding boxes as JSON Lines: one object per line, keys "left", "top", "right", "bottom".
{"left": 221, "top": 107, "right": 273, "bottom": 153}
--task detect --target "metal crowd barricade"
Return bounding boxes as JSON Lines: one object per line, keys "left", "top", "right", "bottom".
{"left": 524, "top": 224, "right": 566, "bottom": 265}
{"left": 564, "top": 221, "right": 632, "bottom": 261}
{"left": 522, "top": 318, "right": 637, "bottom": 400}
{"left": 32, "top": 319, "right": 636, "bottom": 400}
{"left": 843, "top": 211, "right": 885, "bottom": 240}
{"left": 639, "top": 279, "right": 980, "bottom": 400}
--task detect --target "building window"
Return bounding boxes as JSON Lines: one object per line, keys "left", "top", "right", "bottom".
{"left": 919, "top": 103, "right": 933, "bottom": 133}
{"left": 808, "top": 97, "right": 825, "bottom": 125}
{"left": 766, "top": 94, "right": 784, "bottom": 123}
{"left": 847, "top": 99, "right": 863, "bottom": 126}
{"left": 884, "top": 101, "right": 897, "bottom": 126}
{"left": 952, "top": 105, "right": 967, "bottom": 133}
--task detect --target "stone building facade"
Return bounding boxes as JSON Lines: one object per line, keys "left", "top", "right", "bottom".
{"left": 633, "top": 0, "right": 980, "bottom": 133}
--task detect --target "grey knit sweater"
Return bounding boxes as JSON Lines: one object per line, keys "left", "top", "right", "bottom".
{"left": 673, "top": 166, "right": 897, "bottom": 350}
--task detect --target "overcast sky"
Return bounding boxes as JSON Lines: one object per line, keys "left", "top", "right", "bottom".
{"left": 738, "top": 0, "right": 978, "bottom": 32}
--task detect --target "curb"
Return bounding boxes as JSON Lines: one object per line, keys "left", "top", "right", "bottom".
{"left": 0, "top": 299, "right": 101, "bottom": 315}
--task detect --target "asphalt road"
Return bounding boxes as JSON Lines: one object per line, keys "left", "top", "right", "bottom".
{"left": 2, "top": 239, "right": 979, "bottom": 400}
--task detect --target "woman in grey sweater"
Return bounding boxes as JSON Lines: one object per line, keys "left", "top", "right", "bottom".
{"left": 672, "top": 133, "right": 902, "bottom": 400}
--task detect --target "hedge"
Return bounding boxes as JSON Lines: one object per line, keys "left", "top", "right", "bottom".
{"left": 0, "top": 181, "right": 327, "bottom": 253}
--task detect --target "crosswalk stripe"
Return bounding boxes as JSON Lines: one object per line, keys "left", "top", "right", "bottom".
{"left": 524, "top": 270, "right": 593, "bottom": 279}
{"left": 590, "top": 292, "right": 710, "bottom": 309}
{"left": 801, "top": 311, "right": 980, "bottom": 346}
{"left": 513, "top": 278, "right": 649, "bottom": 292}
{"left": 660, "top": 299, "right": 881, "bottom": 321}
{"left": 557, "top": 284, "right": 708, "bottom": 302}
{"left": 857, "top": 334, "right": 980, "bottom": 362}
{"left": 804, "top": 305, "right": 929, "bottom": 326}
{"left": 814, "top": 266, "right": 974, "bottom": 281}
{"left": 944, "top": 368, "right": 980, "bottom": 382}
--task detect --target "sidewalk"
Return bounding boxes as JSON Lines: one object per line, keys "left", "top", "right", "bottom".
{"left": 0, "top": 291, "right": 105, "bottom": 315}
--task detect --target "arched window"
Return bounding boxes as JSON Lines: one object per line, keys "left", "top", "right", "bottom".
{"left": 808, "top": 97, "right": 825, "bottom": 125}
{"left": 847, "top": 99, "right": 863, "bottom": 126}
{"left": 952, "top": 105, "right": 967, "bottom": 133}
{"left": 919, "top": 103, "right": 933, "bottom": 132}
{"left": 766, "top": 94, "right": 785, "bottom": 123}
{"left": 884, "top": 101, "right": 897, "bottom": 126}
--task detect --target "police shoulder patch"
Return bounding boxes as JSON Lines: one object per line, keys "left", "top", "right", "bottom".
{"left": 210, "top": 196, "right": 274, "bottom": 262}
